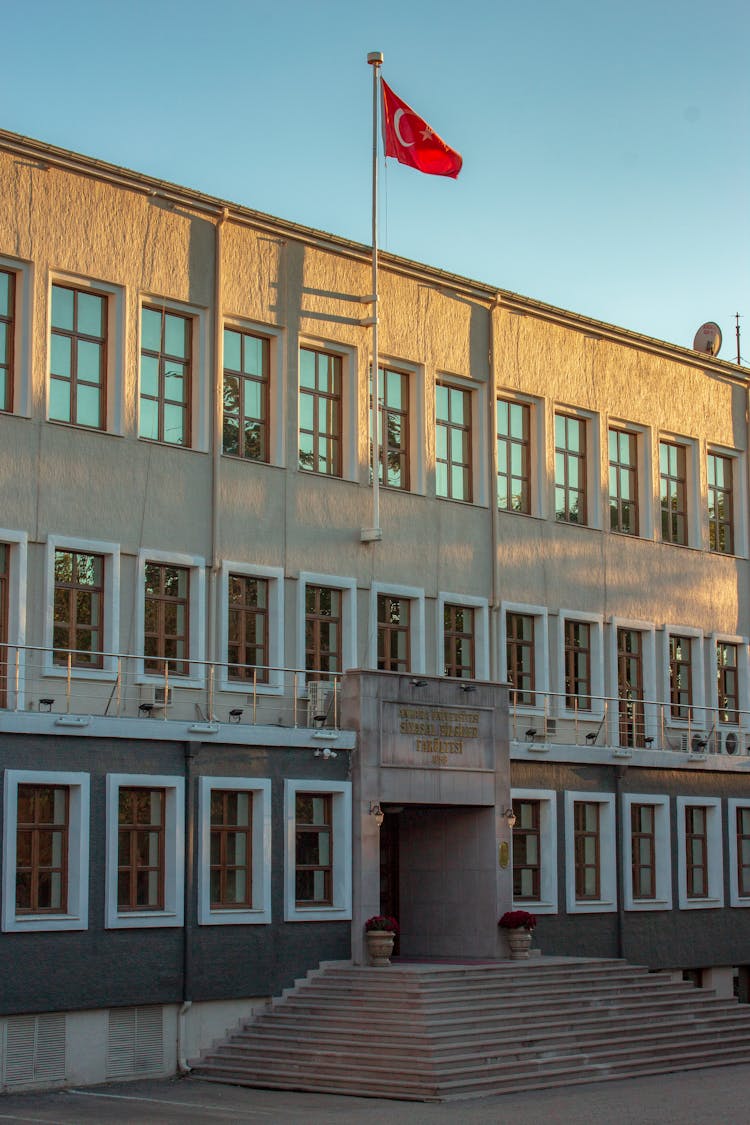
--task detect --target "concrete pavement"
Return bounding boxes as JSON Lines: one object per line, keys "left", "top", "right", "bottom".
{"left": 1, "top": 1065, "right": 750, "bottom": 1124}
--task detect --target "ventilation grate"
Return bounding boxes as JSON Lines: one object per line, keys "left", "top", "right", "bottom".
{"left": 106, "top": 1006, "right": 164, "bottom": 1078}
{"left": 4, "top": 1014, "right": 66, "bottom": 1086}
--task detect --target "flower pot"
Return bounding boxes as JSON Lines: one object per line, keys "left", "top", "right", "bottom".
{"left": 365, "top": 929, "right": 396, "bottom": 966}
{"left": 506, "top": 928, "right": 533, "bottom": 960}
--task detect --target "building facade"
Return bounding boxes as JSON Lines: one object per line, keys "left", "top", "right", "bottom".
{"left": 1, "top": 126, "right": 749, "bottom": 1090}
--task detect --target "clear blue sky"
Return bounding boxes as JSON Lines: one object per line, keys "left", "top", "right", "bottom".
{"left": 1, "top": 0, "right": 747, "bottom": 358}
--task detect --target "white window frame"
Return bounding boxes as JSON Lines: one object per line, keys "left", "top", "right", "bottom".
{"left": 621, "top": 793, "right": 672, "bottom": 911}
{"left": 221, "top": 317, "right": 285, "bottom": 467}
{"left": 564, "top": 790, "right": 617, "bottom": 914}
{"left": 552, "top": 405, "right": 600, "bottom": 528}
{"left": 369, "top": 582, "right": 426, "bottom": 674}
{"left": 297, "top": 571, "right": 357, "bottom": 690}
{"left": 219, "top": 562, "right": 284, "bottom": 694}
{"left": 606, "top": 419, "right": 653, "bottom": 540}
{"left": 2, "top": 769, "right": 90, "bottom": 933}
{"left": 0, "top": 255, "right": 32, "bottom": 418}
{"left": 496, "top": 390, "right": 545, "bottom": 518}
{"left": 501, "top": 601, "right": 549, "bottom": 718}
{"left": 727, "top": 798, "right": 750, "bottom": 908}
{"left": 198, "top": 776, "right": 272, "bottom": 925}
{"left": 658, "top": 433, "right": 699, "bottom": 549}
{"left": 135, "top": 548, "right": 206, "bottom": 687}
{"left": 48, "top": 271, "right": 125, "bottom": 434}
{"left": 663, "top": 624, "right": 706, "bottom": 730}
{"left": 373, "top": 355, "right": 425, "bottom": 496}
{"left": 43, "top": 535, "right": 120, "bottom": 680}
{"left": 510, "top": 788, "right": 558, "bottom": 914}
{"left": 709, "top": 632, "right": 749, "bottom": 740}
{"left": 105, "top": 773, "right": 185, "bottom": 929}
{"left": 437, "top": 592, "right": 489, "bottom": 680}
{"left": 138, "top": 294, "right": 209, "bottom": 451}
{"left": 284, "top": 779, "right": 352, "bottom": 922}
{"left": 298, "top": 338, "right": 358, "bottom": 481}
{"left": 435, "top": 372, "right": 486, "bottom": 507}
{"left": 676, "top": 796, "right": 723, "bottom": 909}
{"left": 0, "top": 528, "right": 28, "bottom": 708}
{"left": 706, "top": 444, "right": 747, "bottom": 558}
{"left": 557, "top": 609, "right": 605, "bottom": 720}
{"left": 607, "top": 617, "right": 658, "bottom": 747}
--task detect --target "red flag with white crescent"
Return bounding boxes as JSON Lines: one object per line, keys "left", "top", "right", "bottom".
{"left": 381, "top": 79, "right": 462, "bottom": 179}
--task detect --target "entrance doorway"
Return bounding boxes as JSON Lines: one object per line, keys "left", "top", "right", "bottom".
{"left": 379, "top": 810, "right": 400, "bottom": 954}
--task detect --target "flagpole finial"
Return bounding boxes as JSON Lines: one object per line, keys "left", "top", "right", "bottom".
{"left": 367, "top": 51, "right": 383, "bottom": 66}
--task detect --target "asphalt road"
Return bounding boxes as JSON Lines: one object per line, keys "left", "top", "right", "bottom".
{"left": 1, "top": 1065, "right": 750, "bottom": 1125}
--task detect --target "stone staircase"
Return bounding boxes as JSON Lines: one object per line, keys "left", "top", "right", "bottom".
{"left": 190, "top": 958, "right": 750, "bottom": 1101}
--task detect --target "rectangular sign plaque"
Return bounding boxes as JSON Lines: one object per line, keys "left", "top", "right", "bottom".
{"left": 380, "top": 702, "right": 493, "bottom": 771}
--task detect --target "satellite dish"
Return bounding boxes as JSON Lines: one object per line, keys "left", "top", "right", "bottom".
{"left": 693, "top": 322, "right": 722, "bottom": 356}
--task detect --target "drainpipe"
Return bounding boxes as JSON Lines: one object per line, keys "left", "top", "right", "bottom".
{"left": 178, "top": 742, "right": 197, "bottom": 1074}
{"left": 207, "top": 208, "right": 229, "bottom": 708}
{"left": 488, "top": 296, "right": 501, "bottom": 680}
{"left": 615, "top": 764, "right": 628, "bottom": 960}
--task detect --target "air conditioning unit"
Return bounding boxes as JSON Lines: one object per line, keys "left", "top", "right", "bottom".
{"left": 719, "top": 729, "right": 740, "bottom": 755}
{"left": 545, "top": 718, "right": 557, "bottom": 737}
{"left": 306, "top": 681, "right": 330, "bottom": 727}
{"left": 139, "top": 684, "right": 173, "bottom": 709}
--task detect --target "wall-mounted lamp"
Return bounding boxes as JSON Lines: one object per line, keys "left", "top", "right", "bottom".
{"left": 314, "top": 747, "right": 337, "bottom": 759}
{"left": 644, "top": 736, "right": 655, "bottom": 747}
{"left": 138, "top": 702, "right": 155, "bottom": 717}
{"left": 410, "top": 678, "right": 427, "bottom": 688}
{"left": 369, "top": 802, "right": 385, "bottom": 828}
{"left": 39, "top": 698, "right": 55, "bottom": 713}
{"left": 502, "top": 807, "right": 517, "bottom": 829}
{"left": 229, "top": 708, "right": 244, "bottom": 723}
{"left": 459, "top": 683, "right": 477, "bottom": 693}
{"left": 525, "top": 728, "right": 537, "bottom": 741}
{"left": 585, "top": 732, "right": 597, "bottom": 745}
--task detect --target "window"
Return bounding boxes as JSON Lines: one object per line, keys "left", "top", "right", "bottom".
{"left": 284, "top": 779, "right": 352, "bottom": 922}
{"left": 443, "top": 603, "right": 474, "bottom": 679}
{"left": 198, "top": 777, "right": 272, "bottom": 925}
{"left": 53, "top": 549, "right": 104, "bottom": 669}
{"left": 0, "top": 267, "right": 15, "bottom": 412}
{"left": 299, "top": 347, "right": 341, "bottom": 476}
{"left": 574, "top": 801, "right": 600, "bottom": 900}
{"left": 140, "top": 305, "right": 192, "bottom": 446}
{"left": 117, "top": 787, "right": 165, "bottom": 911}
{"left": 676, "top": 796, "right": 723, "bottom": 909}
{"left": 506, "top": 612, "right": 535, "bottom": 705}
{"left": 372, "top": 366, "right": 409, "bottom": 489}
{"left": 227, "top": 574, "right": 269, "bottom": 683}
{"left": 564, "top": 619, "right": 591, "bottom": 711}
{"left": 717, "top": 641, "right": 739, "bottom": 725}
{"left": 622, "top": 793, "right": 671, "bottom": 910}
{"left": 497, "top": 398, "right": 529, "bottom": 513}
{"left": 436, "top": 381, "right": 472, "bottom": 502}
{"left": 668, "top": 634, "right": 692, "bottom": 720}
{"left": 105, "top": 774, "right": 184, "bottom": 929}
{"left": 49, "top": 283, "right": 106, "bottom": 429}
{"left": 618, "top": 628, "right": 645, "bottom": 747}
{"left": 609, "top": 428, "right": 638, "bottom": 534}
{"left": 377, "top": 594, "right": 410, "bottom": 673}
{"left": 512, "top": 799, "right": 540, "bottom": 900}
{"left": 295, "top": 792, "right": 332, "bottom": 906}
{"left": 511, "top": 789, "right": 558, "bottom": 913}
{"left": 2, "top": 770, "right": 90, "bottom": 933}
{"left": 144, "top": 562, "right": 190, "bottom": 676}
{"left": 708, "top": 451, "right": 734, "bottom": 554}
{"left": 728, "top": 800, "right": 750, "bottom": 906}
{"left": 555, "top": 412, "right": 586, "bottom": 523}
{"left": 305, "top": 584, "right": 341, "bottom": 679}
{"left": 564, "top": 791, "right": 616, "bottom": 913}
{"left": 223, "top": 327, "right": 269, "bottom": 461}
{"left": 659, "top": 440, "right": 687, "bottom": 545}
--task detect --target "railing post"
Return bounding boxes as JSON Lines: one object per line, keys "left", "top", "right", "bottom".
{"left": 163, "top": 662, "right": 169, "bottom": 721}
{"left": 208, "top": 664, "right": 214, "bottom": 722}
{"left": 116, "top": 658, "right": 122, "bottom": 717}
{"left": 252, "top": 668, "right": 257, "bottom": 725}
{"left": 293, "top": 672, "right": 298, "bottom": 728}
{"left": 14, "top": 648, "right": 20, "bottom": 712}
{"left": 66, "top": 653, "right": 72, "bottom": 713}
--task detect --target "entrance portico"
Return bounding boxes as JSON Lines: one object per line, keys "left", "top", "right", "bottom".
{"left": 341, "top": 670, "right": 512, "bottom": 963}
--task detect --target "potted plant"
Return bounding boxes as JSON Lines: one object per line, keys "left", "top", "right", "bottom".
{"left": 499, "top": 909, "right": 537, "bottom": 960}
{"left": 364, "top": 915, "right": 399, "bottom": 966}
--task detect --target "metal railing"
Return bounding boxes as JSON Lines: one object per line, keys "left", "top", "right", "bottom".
{"left": 0, "top": 644, "right": 343, "bottom": 730}
{"left": 509, "top": 689, "right": 750, "bottom": 757}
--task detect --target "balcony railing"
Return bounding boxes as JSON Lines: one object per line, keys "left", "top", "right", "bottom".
{"left": 509, "top": 690, "right": 750, "bottom": 757}
{"left": 0, "top": 644, "right": 343, "bottom": 731}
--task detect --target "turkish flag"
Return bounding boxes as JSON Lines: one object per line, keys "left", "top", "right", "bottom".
{"left": 381, "top": 80, "right": 462, "bottom": 179}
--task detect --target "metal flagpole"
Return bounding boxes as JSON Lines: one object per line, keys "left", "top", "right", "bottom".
{"left": 362, "top": 51, "right": 384, "bottom": 543}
